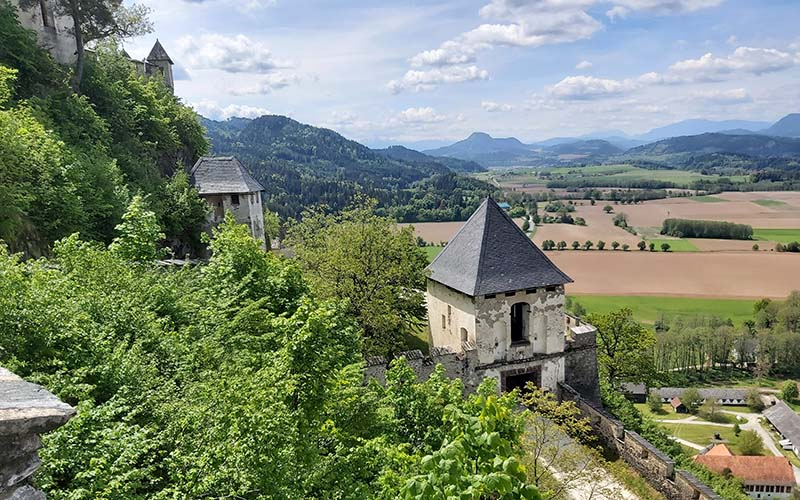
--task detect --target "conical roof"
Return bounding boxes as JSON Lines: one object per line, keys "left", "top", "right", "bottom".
{"left": 427, "top": 198, "right": 572, "bottom": 296}
{"left": 190, "top": 156, "right": 264, "bottom": 194}
{"left": 147, "top": 39, "right": 173, "bottom": 64}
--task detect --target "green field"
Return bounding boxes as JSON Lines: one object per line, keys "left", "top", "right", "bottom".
{"left": 424, "top": 246, "right": 444, "bottom": 262}
{"left": 753, "top": 228, "right": 800, "bottom": 243}
{"left": 647, "top": 239, "right": 699, "bottom": 252}
{"left": 753, "top": 199, "right": 788, "bottom": 208}
{"left": 634, "top": 403, "right": 693, "bottom": 421}
{"left": 570, "top": 295, "right": 756, "bottom": 325}
{"left": 691, "top": 195, "right": 727, "bottom": 203}
{"left": 659, "top": 422, "right": 760, "bottom": 455}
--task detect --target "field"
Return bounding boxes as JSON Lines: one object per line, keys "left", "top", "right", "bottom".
{"left": 570, "top": 295, "right": 756, "bottom": 324}
{"left": 658, "top": 422, "right": 756, "bottom": 455}
{"left": 647, "top": 239, "right": 699, "bottom": 252}
{"left": 753, "top": 229, "right": 800, "bottom": 243}
{"left": 690, "top": 195, "right": 727, "bottom": 203}
{"left": 401, "top": 218, "right": 525, "bottom": 244}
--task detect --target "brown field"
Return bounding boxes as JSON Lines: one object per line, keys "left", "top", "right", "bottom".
{"left": 402, "top": 218, "right": 524, "bottom": 243}
{"left": 533, "top": 202, "right": 641, "bottom": 247}
{"left": 622, "top": 192, "right": 800, "bottom": 229}
{"left": 549, "top": 252, "right": 800, "bottom": 299}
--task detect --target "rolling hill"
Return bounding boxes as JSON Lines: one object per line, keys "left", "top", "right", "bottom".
{"left": 622, "top": 133, "right": 800, "bottom": 158}
{"left": 201, "top": 115, "right": 497, "bottom": 221}
{"left": 372, "top": 145, "right": 486, "bottom": 173}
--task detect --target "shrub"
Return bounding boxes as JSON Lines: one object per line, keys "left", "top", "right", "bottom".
{"left": 752, "top": 243, "right": 759, "bottom": 251}
{"left": 647, "top": 390, "right": 661, "bottom": 413}
{"left": 661, "top": 218, "right": 753, "bottom": 240}
{"left": 781, "top": 380, "right": 798, "bottom": 402}
{"left": 603, "top": 205, "right": 614, "bottom": 214}
{"left": 622, "top": 244, "right": 630, "bottom": 251}
{"left": 557, "top": 241, "right": 567, "bottom": 251}
{"left": 649, "top": 242, "right": 655, "bottom": 252}
{"left": 638, "top": 241, "right": 646, "bottom": 251}
{"left": 611, "top": 241, "right": 620, "bottom": 251}
{"left": 597, "top": 240, "right": 606, "bottom": 250}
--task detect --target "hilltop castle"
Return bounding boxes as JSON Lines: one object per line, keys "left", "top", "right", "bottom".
{"left": 367, "top": 198, "right": 600, "bottom": 400}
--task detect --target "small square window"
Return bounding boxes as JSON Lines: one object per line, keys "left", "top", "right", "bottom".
{"left": 441, "top": 315, "right": 446, "bottom": 329}
{"left": 485, "top": 294, "right": 496, "bottom": 299}
{"left": 525, "top": 288, "right": 537, "bottom": 294}
{"left": 505, "top": 291, "right": 516, "bottom": 297}
{"left": 231, "top": 194, "right": 240, "bottom": 205}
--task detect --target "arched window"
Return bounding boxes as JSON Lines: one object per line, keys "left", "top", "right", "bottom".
{"left": 460, "top": 327, "right": 468, "bottom": 343}
{"left": 510, "top": 303, "right": 530, "bottom": 343}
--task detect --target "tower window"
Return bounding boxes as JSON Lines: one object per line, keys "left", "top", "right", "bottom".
{"left": 441, "top": 314, "right": 446, "bottom": 329}
{"left": 460, "top": 327, "right": 468, "bottom": 343}
{"left": 510, "top": 302, "right": 530, "bottom": 344}
{"left": 231, "top": 194, "right": 240, "bottom": 205}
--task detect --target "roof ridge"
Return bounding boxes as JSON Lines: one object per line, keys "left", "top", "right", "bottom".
{"left": 474, "top": 198, "right": 494, "bottom": 296}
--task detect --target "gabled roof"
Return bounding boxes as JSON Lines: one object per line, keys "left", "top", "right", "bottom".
{"left": 147, "top": 39, "right": 173, "bottom": 64}
{"left": 427, "top": 198, "right": 572, "bottom": 297}
{"left": 670, "top": 397, "right": 684, "bottom": 409}
{"left": 694, "top": 454, "right": 795, "bottom": 485}
{"left": 764, "top": 400, "right": 800, "bottom": 446}
{"left": 655, "top": 388, "right": 748, "bottom": 401}
{"left": 703, "top": 443, "right": 733, "bottom": 456}
{"left": 190, "top": 156, "right": 264, "bottom": 195}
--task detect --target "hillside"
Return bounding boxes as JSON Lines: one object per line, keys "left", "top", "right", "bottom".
{"left": 544, "top": 139, "right": 622, "bottom": 156}
{"left": 373, "top": 145, "right": 486, "bottom": 173}
{"left": 763, "top": 113, "right": 800, "bottom": 137}
{"left": 622, "top": 133, "right": 800, "bottom": 159}
{"left": 636, "top": 119, "right": 771, "bottom": 142}
{"left": 203, "top": 116, "right": 498, "bottom": 221}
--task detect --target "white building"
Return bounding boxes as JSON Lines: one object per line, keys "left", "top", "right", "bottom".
{"left": 190, "top": 156, "right": 266, "bottom": 248}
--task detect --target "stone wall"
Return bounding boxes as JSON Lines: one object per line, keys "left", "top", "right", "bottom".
{"left": 559, "top": 383, "right": 722, "bottom": 500}
{"left": 0, "top": 368, "right": 75, "bottom": 500}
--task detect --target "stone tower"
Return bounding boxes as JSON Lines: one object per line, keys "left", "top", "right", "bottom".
{"left": 426, "top": 198, "right": 576, "bottom": 393}
{"left": 145, "top": 39, "right": 174, "bottom": 91}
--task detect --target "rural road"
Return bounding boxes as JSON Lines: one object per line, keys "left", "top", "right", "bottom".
{"left": 721, "top": 411, "right": 783, "bottom": 457}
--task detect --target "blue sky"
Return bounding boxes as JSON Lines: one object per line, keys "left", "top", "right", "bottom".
{"left": 124, "top": 0, "right": 800, "bottom": 147}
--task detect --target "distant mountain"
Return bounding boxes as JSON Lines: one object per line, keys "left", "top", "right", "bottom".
{"left": 424, "top": 132, "right": 530, "bottom": 159}
{"left": 373, "top": 145, "right": 486, "bottom": 173}
{"left": 623, "top": 133, "right": 800, "bottom": 159}
{"left": 201, "top": 115, "right": 496, "bottom": 221}
{"left": 544, "top": 140, "right": 623, "bottom": 156}
{"left": 636, "top": 119, "right": 772, "bottom": 142}
{"left": 763, "top": 113, "right": 800, "bottom": 138}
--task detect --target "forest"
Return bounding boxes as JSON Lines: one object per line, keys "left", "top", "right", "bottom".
{"left": 661, "top": 218, "right": 754, "bottom": 240}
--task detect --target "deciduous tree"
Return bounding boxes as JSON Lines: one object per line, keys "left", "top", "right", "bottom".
{"left": 588, "top": 308, "right": 655, "bottom": 388}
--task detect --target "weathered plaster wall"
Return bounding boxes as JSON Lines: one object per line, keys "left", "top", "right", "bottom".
{"left": 426, "top": 281, "right": 477, "bottom": 347}
{"left": 0, "top": 368, "right": 75, "bottom": 500}
{"left": 11, "top": 0, "right": 76, "bottom": 64}
{"left": 203, "top": 192, "right": 266, "bottom": 248}
{"left": 559, "top": 383, "right": 722, "bottom": 500}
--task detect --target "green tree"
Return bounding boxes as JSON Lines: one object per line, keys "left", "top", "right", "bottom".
{"left": 263, "top": 209, "right": 281, "bottom": 247}
{"left": 782, "top": 380, "right": 798, "bottom": 402}
{"left": 681, "top": 388, "right": 703, "bottom": 413}
{"left": 649, "top": 242, "right": 655, "bottom": 252}
{"left": 622, "top": 244, "right": 630, "bottom": 251}
{"left": 746, "top": 387, "right": 764, "bottom": 411}
{"left": 647, "top": 390, "right": 662, "bottom": 413}
{"left": 733, "top": 423, "right": 741, "bottom": 436}
{"left": 597, "top": 240, "right": 606, "bottom": 251}
{"left": 557, "top": 240, "right": 567, "bottom": 251}
{"left": 752, "top": 243, "right": 759, "bottom": 251}
{"left": 287, "top": 198, "right": 428, "bottom": 355}
{"left": 611, "top": 241, "right": 620, "bottom": 251}
{"left": 583, "top": 240, "right": 594, "bottom": 251}
{"left": 588, "top": 308, "right": 655, "bottom": 387}
{"left": 737, "top": 430, "right": 764, "bottom": 456}
{"left": 522, "top": 219, "right": 530, "bottom": 232}
{"left": 20, "top": 0, "right": 153, "bottom": 89}
{"left": 603, "top": 205, "right": 613, "bottom": 214}
{"left": 637, "top": 240, "right": 647, "bottom": 251}
{"left": 109, "top": 195, "right": 165, "bottom": 262}
{"left": 660, "top": 243, "right": 671, "bottom": 252}
{"left": 158, "top": 169, "right": 209, "bottom": 256}
{"left": 571, "top": 241, "right": 580, "bottom": 250}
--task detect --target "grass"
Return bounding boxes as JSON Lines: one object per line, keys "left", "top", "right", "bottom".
{"left": 647, "top": 238, "right": 700, "bottom": 252}
{"left": 570, "top": 295, "right": 756, "bottom": 325}
{"left": 659, "top": 422, "right": 760, "bottom": 455}
{"left": 753, "top": 199, "right": 788, "bottom": 208}
{"left": 634, "top": 403, "right": 693, "bottom": 420}
{"left": 423, "top": 246, "right": 444, "bottom": 262}
{"left": 753, "top": 228, "right": 800, "bottom": 243}
{"left": 691, "top": 195, "right": 728, "bottom": 203}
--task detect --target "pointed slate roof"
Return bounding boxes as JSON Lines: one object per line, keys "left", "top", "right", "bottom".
{"left": 147, "top": 39, "right": 173, "bottom": 64}
{"left": 427, "top": 198, "right": 572, "bottom": 297}
{"left": 190, "top": 156, "right": 265, "bottom": 195}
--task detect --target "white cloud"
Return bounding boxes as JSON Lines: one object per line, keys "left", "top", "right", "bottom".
{"left": 409, "top": 41, "right": 476, "bottom": 67}
{"left": 192, "top": 100, "right": 271, "bottom": 120}
{"left": 388, "top": 65, "right": 489, "bottom": 94}
{"left": 665, "top": 47, "right": 798, "bottom": 82}
{"left": 229, "top": 72, "right": 301, "bottom": 95}
{"left": 689, "top": 88, "right": 752, "bottom": 104}
{"left": 396, "top": 107, "right": 447, "bottom": 123}
{"left": 575, "top": 60, "right": 593, "bottom": 70}
{"left": 549, "top": 75, "right": 636, "bottom": 99}
{"left": 607, "top": 0, "right": 723, "bottom": 19}
{"left": 177, "top": 34, "right": 291, "bottom": 73}
{"left": 481, "top": 100, "right": 513, "bottom": 112}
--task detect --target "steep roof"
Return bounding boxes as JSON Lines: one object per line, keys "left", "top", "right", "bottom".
{"left": 190, "top": 156, "right": 264, "bottom": 195}
{"left": 427, "top": 198, "right": 572, "bottom": 297}
{"left": 764, "top": 400, "right": 800, "bottom": 446}
{"left": 704, "top": 443, "right": 733, "bottom": 456}
{"left": 655, "top": 388, "right": 748, "bottom": 401}
{"left": 694, "top": 455, "right": 795, "bottom": 485}
{"left": 147, "top": 39, "right": 173, "bottom": 64}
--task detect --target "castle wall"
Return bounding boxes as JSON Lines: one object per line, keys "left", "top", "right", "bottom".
{"left": 559, "top": 383, "right": 722, "bottom": 500}
{"left": 12, "top": 0, "right": 76, "bottom": 64}
{"left": 0, "top": 368, "right": 74, "bottom": 499}
{"left": 203, "top": 192, "right": 266, "bottom": 248}
{"left": 426, "top": 281, "right": 477, "bottom": 347}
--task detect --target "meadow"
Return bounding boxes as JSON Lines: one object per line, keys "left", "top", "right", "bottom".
{"left": 569, "top": 295, "right": 757, "bottom": 325}
{"left": 753, "top": 228, "right": 800, "bottom": 243}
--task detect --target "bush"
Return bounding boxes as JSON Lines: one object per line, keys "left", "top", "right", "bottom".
{"left": 622, "top": 244, "right": 630, "bottom": 251}
{"left": 597, "top": 240, "right": 606, "bottom": 251}
{"left": 737, "top": 430, "right": 764, "bottom": 456}
{"left": 638, "top": 241, "right": 646, "bottom": 251}
{"left": 557, "top": 241, "right": 567, "bottom": 251}
{"left": 603, "top": 205, "right": 614, "bottom": 214}
{"left": 647, "top": 390, "right": 661, "bottom": 413}
{"left": 781, "top": 380, "right": 798, "bottom": 402}
{"left": 649, "top": 242, "right": 655, "bottom": 252}
{"left": 752, "top": 243, "right": 759, "bottom": 251}
{"left": 776, "top": 241, "right": 800, "bottom": 253}
{"left": 661, "top": 218, "right": 753, "bottom": 240}
{"left": 611, "top": 241, "right": 620, "bottom": 250}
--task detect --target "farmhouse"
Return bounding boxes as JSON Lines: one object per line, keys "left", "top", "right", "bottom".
{"left": 621, "top": 382, "right": 648, "bottom": 403}
{"left": 655, "top": 388, "right": 748, "bottom": 406}
{"left": 190, "top": 156, "right": 267, "bottom": 248}
{"left": 695, "top": 444, "right": 795, "bottom": 499}
{"left": 670, "top": 397, "right": 687, "bottom": 413}
{"left": 764, "top": 401, "right": 800, "bottom": 458}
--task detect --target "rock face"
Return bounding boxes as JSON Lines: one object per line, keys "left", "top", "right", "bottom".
{"left": 0, "top": 368, "right": 75, "bottom": 500}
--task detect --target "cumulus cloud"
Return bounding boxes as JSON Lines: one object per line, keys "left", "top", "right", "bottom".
{"left": 229, "top": 72, "right": 301, "bottom": 95}
{"left": 549, "top": 75, "right": 636, "bottom": 99}
{"left": 177, "top": 34, "right": 291, "bottom": 73}
{"left": 388, "top": 65, "right": 489, "bottom": 94}
{"left": 481, "top": 100, "right": 513, "bottom": 112}
{"left": 575, "top": 60, "right": 593, "bottom": 70}
{"left": 192, "top": 100, "right": 271, "bottom": 120}
{"left": 410, "top": 41, "right": 476, "bottom": 67}
{"left": 396, "top": 107, "right": 447, "bottom": 123}
{"left": 665, "top": 46, "right": 798, "bottom": 82}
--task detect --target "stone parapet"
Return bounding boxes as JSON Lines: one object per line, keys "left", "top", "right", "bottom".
{"left": 0, "top": 368, "right": 75, "bottom": 500}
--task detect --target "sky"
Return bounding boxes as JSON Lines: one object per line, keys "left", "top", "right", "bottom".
{"left": 123, "top": 0, "right": 800, "bottom": 148}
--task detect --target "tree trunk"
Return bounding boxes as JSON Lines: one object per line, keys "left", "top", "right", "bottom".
{"left": 69, "top": 0, "right": 84, "bottom": 92}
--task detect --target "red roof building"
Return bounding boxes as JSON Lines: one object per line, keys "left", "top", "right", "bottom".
{"left": 695, "top": 446, "right": 795, "bottom": 499}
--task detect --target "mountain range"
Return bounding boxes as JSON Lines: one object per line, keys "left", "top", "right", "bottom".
{"left": 422, "top": 114, "right": 800, "bottom": 167}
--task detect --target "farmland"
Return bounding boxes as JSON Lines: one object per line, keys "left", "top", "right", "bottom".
{"left": 570, "top": 295, "right": 756, "bottom": 325}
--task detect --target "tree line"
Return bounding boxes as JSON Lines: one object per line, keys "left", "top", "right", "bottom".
{"left": 661, "top": 218, "right": 753, "bottom": 240}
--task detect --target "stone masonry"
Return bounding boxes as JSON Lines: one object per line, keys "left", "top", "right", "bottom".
{"left": 0, "top": 368, "right": 74, "bottom": 500}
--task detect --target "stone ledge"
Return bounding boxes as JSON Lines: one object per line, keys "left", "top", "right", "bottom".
{"left": 0, "top": 368, "right": 75, "bottom": 436}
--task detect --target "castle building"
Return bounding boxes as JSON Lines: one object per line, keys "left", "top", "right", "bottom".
{"left": 10, "top": 0, "right": 76, "bottom": 64}
{"left": 129, "top": 39, "right": 175, "bottom": 91}
{"left": 190, "top": 156, "right": 267, "bottom": 248}
{"left": 425, "top": 197, "right": 593, "bottom": 394}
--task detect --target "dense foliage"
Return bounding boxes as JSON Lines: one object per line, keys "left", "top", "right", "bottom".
{"left": 0, "top": 218, "right": 539, "bottom": 499}
{"left": 0, "top": 4, "right": 208, "bottom": 255}
{"left": 661, "top": 218, "right": 753, "bottom": 240}
{"left": 203, "top": 115, "right": 499, "bottom": 221}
